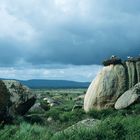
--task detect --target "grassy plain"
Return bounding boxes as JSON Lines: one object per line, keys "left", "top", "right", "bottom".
{"left": 1, "top": 88, "right": 140, "bottom": 140}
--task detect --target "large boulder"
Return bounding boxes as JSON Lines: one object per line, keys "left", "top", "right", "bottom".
{"left": 0, "top": 81, "right": 11, "bottom": 122}
{"left": 115, "top": 83, "right": 140, "bottom": 109}
{"left": 84, "top": 57, "right": 140, "bottom": 112}
{"left": 84, "top": 64, "right": 127, "bottom": 112}
{"left": 0, "top": 80, "right": 36, "bottom": 122}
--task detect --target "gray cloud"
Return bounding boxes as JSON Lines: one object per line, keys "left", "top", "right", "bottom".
{"left": 0, "top": 0, "right": 140, "bottom": 67}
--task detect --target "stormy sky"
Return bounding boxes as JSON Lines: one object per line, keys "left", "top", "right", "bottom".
{"left": 0, "top": 0, "right": 140, "bottom": 81}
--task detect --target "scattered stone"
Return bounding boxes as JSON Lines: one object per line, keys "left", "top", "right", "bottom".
{"left": 47, "top": 117, "right": 53, "bottom": 122}
{"left": 40, "top": 96, "right": 60, "bottom": 111}
{"left": 29, "top": 103, "right": 45, "bottom": 113}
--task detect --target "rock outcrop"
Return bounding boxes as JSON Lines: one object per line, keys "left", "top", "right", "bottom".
{"left": 84, "top": 57, "right": 140, "bottom": 112}
{"left": 0, "top": 80, "right": 36, "bottom": 122}
{"left": 126, "top": 61, "right": 137, "bottom": 88}
{"left": 84, "top": 64, "right": 127, "bottom": 111}
{"left": 0, "top": 81, "right": 11, "bottom": 122}
{"left": 115, "top": 83, "right": 140, "bottom": 109}
{"left": 136, "top": 61, "right": 140, "bottom": 83}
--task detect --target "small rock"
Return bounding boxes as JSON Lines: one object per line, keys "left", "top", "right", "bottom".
{"left": 29, "top": 103, "right": 45, "bottom": 113}
{"left": 47, "top": 117, "right": 53, "bottom": 122}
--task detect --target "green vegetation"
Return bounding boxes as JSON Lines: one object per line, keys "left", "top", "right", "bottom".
{"left": 52, "top": 115, "right": 140, "bottom": 140}
{"left": 1, "top": 88, "right": 140, "bottom": 140}
{"left": 0, "top": 122, "right": 53, "bottom": 140}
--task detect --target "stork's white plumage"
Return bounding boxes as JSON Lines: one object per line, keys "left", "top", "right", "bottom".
{"left": 127, "top": 56, "right": 133, "bottom": 59}
{"left": 111, "top": 55, "right": 116, "bottom": 59}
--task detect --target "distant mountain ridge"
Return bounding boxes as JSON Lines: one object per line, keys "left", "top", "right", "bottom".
{"left": 0, "top": 78, "right": 90, "bottom": 89}
{"left": 21, "top": 79, "right": 90, "bottom": 89}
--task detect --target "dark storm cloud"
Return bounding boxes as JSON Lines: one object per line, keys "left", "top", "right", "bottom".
{"left": 0, "top": 0, "right": 140, "bottom": 66}
{"left": 0, "top": 39, "right": 22, "bottom": 66}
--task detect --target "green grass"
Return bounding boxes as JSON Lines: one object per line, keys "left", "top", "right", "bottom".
{"left": 0, "top": 122, "right": 53, "bottom": 140}
{"left": 1, "top": 109, "right": 140, "bottom": 140}
{"left": 52, "top": 115, "right": 140, "bottom": 140}
{"left": 1, "top": 88, "right": 140, "bottom": 140}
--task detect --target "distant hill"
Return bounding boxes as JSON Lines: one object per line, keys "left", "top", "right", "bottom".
{"left": 20, "top": 79, "right": 90, "bottom": 89}
{"left": 19, "top": 79, "right": 90, "bottom": 89}
{"left": 0, "top": 78, "right": 90, "bottom": 88}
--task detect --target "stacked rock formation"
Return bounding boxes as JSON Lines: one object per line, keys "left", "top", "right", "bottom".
{"left": 84, "top": 56, "right": 140, "bottom": 112}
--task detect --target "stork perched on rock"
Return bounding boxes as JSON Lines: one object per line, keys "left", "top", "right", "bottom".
{"left": 110, "top": 55, "right": 117, "bottom": 59}
{"left": 127, "top": 56, "right": 133, "bottom": 60}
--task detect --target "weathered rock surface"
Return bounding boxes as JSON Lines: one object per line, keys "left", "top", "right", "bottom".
{"left": 126, "top": 61, "right": 137, "bottom": 88}
{"left": 29, "top": 103, "right": 45, "bottom": 113}
{"left": 69, "top": 118, "right": 100, "bottom": 129}
{"left": 84, "top": 64, "right": 127, "bottom": 111}
{"left": 53, "top": 118, "right": 100, "bottom": 137}
{"left": 136, "top": 61, "right": 140, "bottom": 83}
{"left": 84, "top": 57, "right": 140, "bottom": 112}
{"left": 0, "top": 80, "right": 36, "bottom": 122}
{"left": 0, "top": 81, "right": 11, "bottom": 122}
{"left": 3, "top": 80, "right": 36, "bottom": 116}
{"left": 115, "top": 83, "right": 140, "bottom": 109}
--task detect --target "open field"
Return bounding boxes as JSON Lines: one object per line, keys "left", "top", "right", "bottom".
{"left": 1, "top": 88, "right": 140, "bottom": 140}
